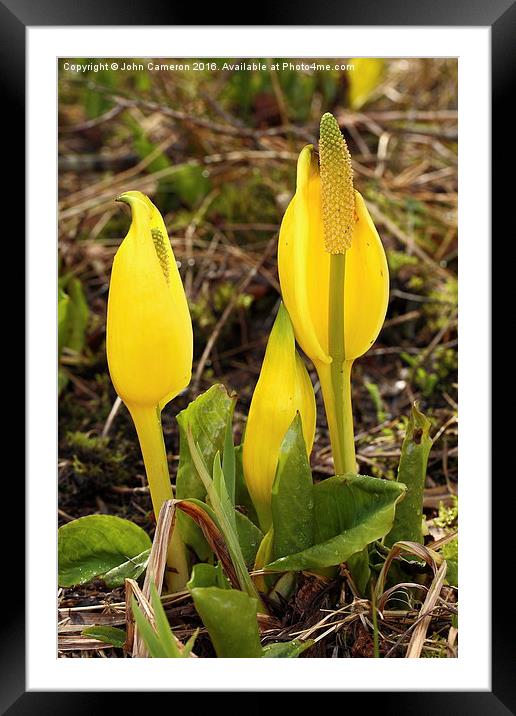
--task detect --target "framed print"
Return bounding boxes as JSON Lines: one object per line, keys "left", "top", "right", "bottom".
{"left": 6, "top": 0, "right": 507, "bottom": 710}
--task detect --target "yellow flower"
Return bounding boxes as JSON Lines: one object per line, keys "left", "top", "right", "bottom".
{"left": 348, "top": 58, "right": 384, "bottom": 110}
{"left": 243, "top": 303, "right": 316, "bottom": 530}
{"left": 106, "top": 190, "right": 192, "bottom": 591}
{"left": 107, "top": 190, "right": 192, "bottom": 409}
{"left": 278, "top": 114, "right": 389, "bottom": 474}
{"left": 278, "top": 146, "right": 388, "bottom": 366}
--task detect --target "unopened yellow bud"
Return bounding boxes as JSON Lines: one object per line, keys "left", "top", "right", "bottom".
{"left": 107, "top": 191, "right": 193, "bottom": 409}
{"left": 243, "top": 304, "right": 316, "bottom": 531}
{"left": 319, "top": 112, "right": 355, "bottom": 254}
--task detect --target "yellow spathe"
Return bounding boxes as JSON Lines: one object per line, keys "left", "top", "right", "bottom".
{"left": 348, "top": 58, "right": 385, "bottom": 110}
{"left": 106, "top": 191, "right": 193, "bottom": 409}
{"left": 243, "top": 304, "right": 316, "bottom": 531}
{"left": 278, "top": 145, "right": 389, "bottom": 366}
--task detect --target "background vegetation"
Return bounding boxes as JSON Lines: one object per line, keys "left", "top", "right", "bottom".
{"left": 58, "top": 57, "right": 458, "bottom": 657}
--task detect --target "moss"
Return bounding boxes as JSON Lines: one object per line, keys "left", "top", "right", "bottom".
{"left": 191, "top": 282, "right": 253, "bottom": 334}
{"left": 435, "top": 496, "right": 458, "bottom": 530}
{"left": 386, "top": 249, "right": 418, "bottom": 274}
{"left": 421, "top": 634, "right": 448, "bottom": 658}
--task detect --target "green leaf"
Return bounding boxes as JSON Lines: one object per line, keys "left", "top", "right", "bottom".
{"left": 131, "top": 583, "right": 195, "bottom": 658}
{"left": 262, "top": 639, "right": 313, "bottom": 658}
{"left": 81, "top": 626, "right": 126, "bottom": 648}
{"left": 266, "top": 474, "right": 406, "bottom": 572}
{"left": 58, "top": 277, "right": 89, "bottom": 355}
{"left": 58, "top": 515, "right": 152, "bottom": 587}
{"left": 101, "top": 548, "right": 150, "bottom": 588}
{"left": 176, "top": 385, "right": 235, "bottom": 560}
{"left": 58, "top": 288, "right": 70, "bottom": 356}
{"left": 65, "top": 277, "right": 89, "bottom": 353}
{"left": 346, "top": 550, "right": 371, "bottom": 596}
{"left": 187, "top": 562, "right": 230, "bottom": 590}
{"left": 132, "top": 597, "right": 169, "bottom": 658}
{"left": 222, "top": 411, "right": 236, "bottom": 505}
{"left": 385, "top": 403, "right": 433, "bottom": 548}
{"left": 213, "top": 452, "right": 236, "bottom": 532}
{"left": 183, "top": 435, "right": 264, "bottom": 608}
{"left": 235, "top": 511, "right": 263, "bottom": 567}
{"left": 234, "top": 445, "right": 259, "bottom": 525}
{"left": 149, "top": 583, "right": 183, "bottom": 657}
{"left": 253, "top": 528, "right": 276, "bottom": 592}
{"left": 271, "top": 414, "right": 314, "bottom": 560}
{"left": 190, "top": 587, "right": 263, "bottom": 658}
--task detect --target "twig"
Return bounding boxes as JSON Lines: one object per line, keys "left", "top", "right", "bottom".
{"left": 102, "top": 396, "right": 122, "bottom": 437}
{"left": 184, "top": 189, "right": 219, "bottom": 297}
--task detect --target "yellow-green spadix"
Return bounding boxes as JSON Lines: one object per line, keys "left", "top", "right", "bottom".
{"left": 243, "top": 303, "right": 316, "bottom": 531}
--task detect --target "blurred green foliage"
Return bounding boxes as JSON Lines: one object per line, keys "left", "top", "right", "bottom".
{"left": 58, "top": 275, "right": 89, "bottom": 395}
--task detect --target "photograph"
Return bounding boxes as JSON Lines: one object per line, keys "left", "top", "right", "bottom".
{"left": 57, "top": 56, "right": 458, "bottom": 660}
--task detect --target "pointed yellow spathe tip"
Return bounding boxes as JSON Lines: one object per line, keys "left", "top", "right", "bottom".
{"left": 243, "top": 304, "right": 316, "bottom": 531}
{"left": 106, "top": 191, "right": 193, "bottom": 409}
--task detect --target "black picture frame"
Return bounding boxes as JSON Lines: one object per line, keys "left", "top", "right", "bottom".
{"left": 8, "top": 0, "right": 504, "bottom": 711}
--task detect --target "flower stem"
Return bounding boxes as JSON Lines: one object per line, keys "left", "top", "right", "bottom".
{"left": 129, "top": 404, "right": 189, "bottom": 592}
{"left": 326, "top": 252, "right": 357, "bottom": 474}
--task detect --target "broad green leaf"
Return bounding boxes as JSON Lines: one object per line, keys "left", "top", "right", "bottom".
{"left": 385, "top": 403, "right": 432, "bottom": 548}
{"left": 101, "top": 548, "right": 150, "bottom": 588}
{"left": 58, "top": 515, "right": 151, "bottom": 587}
{"left": 262, "top": 639, "right": 313, "bottom": 658}
{"left": 190, "top": 584, "right": 311, "bottom": 658}
{"left": 190, "top": 587, "right": 262, "bottom": 658}
{"left": 266, "top": 474, "right": 406, "bottom": 572}
{"left": 176, "top": 385, "right": 235, "bottom": 560}
{"left": 346, "top": 550, "right": 371, "bottom": 596}
{"left": 81, "top": 626, "right": 126, "bottom": 648}
{"left": 271, "top": 414, "right": 314, "bottom": 560}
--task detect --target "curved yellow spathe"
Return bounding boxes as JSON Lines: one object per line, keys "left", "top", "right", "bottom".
{"left": 243, "top": 303, "right": 316, "bottom": 531}
{"left": 106, "top": 191, "right": 193, "bottom": 409}
{"left": 278, "top": 146, "right": 389, "bottom": 365}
